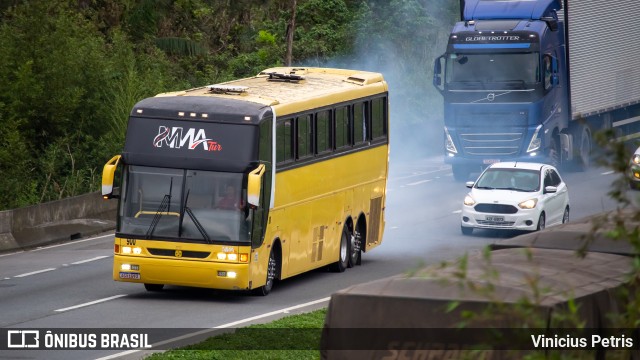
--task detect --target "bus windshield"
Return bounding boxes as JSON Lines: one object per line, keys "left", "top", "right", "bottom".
{"left": 446, "top": 52, "right": 539, "bottom": 89}
{"left": 118, "top": 165, "right": 251, "bottom": 243}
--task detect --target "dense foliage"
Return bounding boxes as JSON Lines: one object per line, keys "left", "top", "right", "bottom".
{"left": 0, "top": 0, "right": 456, "bottom": 210}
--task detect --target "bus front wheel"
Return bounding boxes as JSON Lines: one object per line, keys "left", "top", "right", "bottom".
{"left": 330, "top": 226, "right": 350, "bottom": 273}
{"left": 144, "top": 283, "right": 164, "bottom": 292}
{"left": 254, "top": 249, "right": 277, "bottom": 296}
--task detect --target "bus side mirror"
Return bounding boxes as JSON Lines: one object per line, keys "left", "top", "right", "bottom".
{"left": 247, "top": 164, "right": 266, "bottom": 208}
{"left": 102, "top": 155, "right": 121, "bottom": 199}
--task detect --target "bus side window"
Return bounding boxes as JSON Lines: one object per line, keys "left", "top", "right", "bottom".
{"left": 353, "top": 101, "right": 367, "bottom": 145}
{"left": 371, "top": 97, "right": 387, "bottom": 139}
{"left": 315, "top": 109, "right": 331, "bottom": 154}
{"left": 297, "top": 114, "right": 313, "bottom": 159}
{"left": 276, "top": 118, "right": 293, "bottom": 164}
{"left": 335, "top": 105, "right": 350, "bottom": 149}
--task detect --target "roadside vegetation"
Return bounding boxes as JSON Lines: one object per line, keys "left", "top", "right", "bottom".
{"left": 0, "top": 0, "right": 456, "bottom": 211}
{"left": 144, "top": 308, "right": 325, "bottom": 360}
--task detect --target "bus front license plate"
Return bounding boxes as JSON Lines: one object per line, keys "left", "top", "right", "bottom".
{"left": 483, "top": 159, "right": 500, "bottom": 164}
{"left": 119, "top": 272, "right": 141, "bottom": 280}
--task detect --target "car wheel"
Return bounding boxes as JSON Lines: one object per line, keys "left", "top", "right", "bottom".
{"left": 562, "top": 206, "right": 569, "bottom": 224}
{"left": 144, "top": 283, "right": 164, "bottom": 292}
{"left": 461, "top": 225, "right": 473, "bottom": 235}
{"left": 536, "top": 213, "right": 546, "bottom": 231}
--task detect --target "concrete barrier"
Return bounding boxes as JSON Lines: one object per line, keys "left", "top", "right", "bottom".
{"left": 0, "top": 191, "right": 117, "bottom": 252}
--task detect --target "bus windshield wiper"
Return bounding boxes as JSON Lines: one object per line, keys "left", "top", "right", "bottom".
{"left": 179, "top": 189, "right": 211, "bottom": 243}
{"left": 146, "top": 178, "right": 173, "bottom": 239}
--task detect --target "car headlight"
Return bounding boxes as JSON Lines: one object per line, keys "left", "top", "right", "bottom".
{"left": 518, "top": 198, "right": 538, "bottom": 209}
{"left": 632, "top": 154, "right": 640, "bottom": 165}
{"left": 464, "top": 195, "right": 475, "bottom": 206}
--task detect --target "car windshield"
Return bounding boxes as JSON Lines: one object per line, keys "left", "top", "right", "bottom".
{"left": 475, "top": 168, "right": 540, "bottom": 192}
{"left": 118, "top": 165, "right": 251, "bottom": 243}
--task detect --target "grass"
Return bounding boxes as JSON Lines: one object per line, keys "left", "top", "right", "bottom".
{"left": 144, "top": 308, "right": 326, "bottom": 360}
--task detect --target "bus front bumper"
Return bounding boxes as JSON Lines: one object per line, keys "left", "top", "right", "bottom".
{"left": 113, "top": 255, "right": 251, "bottom": 290}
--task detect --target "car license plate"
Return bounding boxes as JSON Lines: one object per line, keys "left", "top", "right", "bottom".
{"left": 483, "top": 159, "right": 500, "bottom": 164}
{"left": 486, "top": 216, "right": 504, "bottom": 222}
{"left": 119, "top": 272, "right": 141, "bottom": 280}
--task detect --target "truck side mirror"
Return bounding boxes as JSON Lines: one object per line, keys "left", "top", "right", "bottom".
{"left": 433, "top": 55, "right": 445, "bottom": 91}
{"left": 102, "top": 155, "right": 121, "bottom": 199}
{"left": 551, "top": 57, "right": 559, "bottom": 86}
{"left": 247, "top": 164, "right": 266, "bottom": 208}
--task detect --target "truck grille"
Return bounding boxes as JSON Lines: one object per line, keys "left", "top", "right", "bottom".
{"left": 459, "top": 132, "right": 523, "bottom": 156}
{"left": 474, "top": 204, "right": 518, "bottom": 214}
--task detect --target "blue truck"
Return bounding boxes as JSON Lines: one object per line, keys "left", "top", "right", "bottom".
{"left": 433, "top": 0, "right": 640, "bottom": 181}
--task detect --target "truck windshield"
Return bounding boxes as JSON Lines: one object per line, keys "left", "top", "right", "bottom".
{"left": 446, "top": 52, "right": 539, "bottom": 89}
{"left": 118, "top": 165, "right": 251, "bottom": 243}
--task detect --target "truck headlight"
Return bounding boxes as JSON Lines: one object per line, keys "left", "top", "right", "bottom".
{"left": 445, "top": 127, "right": 458, "bottom": 154}
{"left": 527, "top": 125, "right": 542, "bottom": 153}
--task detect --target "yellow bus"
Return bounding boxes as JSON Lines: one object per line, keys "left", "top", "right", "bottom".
{"left": 102, "top": 67, "right": 389, "bottom": 295}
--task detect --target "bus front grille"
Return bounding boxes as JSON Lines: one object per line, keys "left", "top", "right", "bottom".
{"left": 148, "top": 248, "right": 210, "bottom": 259}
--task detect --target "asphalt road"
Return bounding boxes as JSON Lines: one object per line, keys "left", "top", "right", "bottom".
{"left": 0, "top": 156, "right": 627, "bottom": 360}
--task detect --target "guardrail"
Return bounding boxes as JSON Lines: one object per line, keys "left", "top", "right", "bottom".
{"left": 0, "top": 191, "right": 117, "bottom": 252}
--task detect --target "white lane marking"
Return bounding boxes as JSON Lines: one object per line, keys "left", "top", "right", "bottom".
{"left": 14, "top": 268, "right": 56, "bottom": 278}
{"left": 94, "top": 297, "right": 331, "bottom": 360}
{"left": 32, "top": 233, "right": 114, "bottom": 252}
{"left": 0, "top": 233, "right": 114, "bottom": 258}
{"left": 71, "top": 256, "right": 109, "bottom": 265}
{"left": 391, "top": 166, "right": 450, "bottom": 181}
{"left": 601, "top": 170, "right": 615, "bottom": 175}
{"left": 452, "top": 210, "right": 462, "bottom": 214}
{"left": 55, "top": 294, "right": 127, "bottom": 313}
{"left": 407, "top": 179, "right": 431, "bottom": 186}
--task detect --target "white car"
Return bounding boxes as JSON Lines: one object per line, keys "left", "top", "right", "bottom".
{"left": 460, "top": 162, "right": 570, "bottom": 235}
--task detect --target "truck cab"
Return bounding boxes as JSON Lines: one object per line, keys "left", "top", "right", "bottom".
{"left": 433, "top": 0, "right": 567, "bottom": 181}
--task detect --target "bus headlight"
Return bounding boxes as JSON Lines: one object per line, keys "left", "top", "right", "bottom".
{"left": 122, "top": 246, "right": 142, "bottom": 255}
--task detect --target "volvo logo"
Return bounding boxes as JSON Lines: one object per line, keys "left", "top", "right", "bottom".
{"left": 487, "top": 93, "right": 495, "bottom": 102}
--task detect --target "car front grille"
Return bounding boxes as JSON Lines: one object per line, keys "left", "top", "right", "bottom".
{"left": 476, "top": 220, "right": 516, "bottom": 227}
{"left": 474, "top": 203, "right": 518, "bottom": 214}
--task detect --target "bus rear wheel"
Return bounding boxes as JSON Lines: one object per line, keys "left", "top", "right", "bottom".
{"left": 330, "top": 226, "right": 350, "bottom": 272}
{"left": 348, "top": 228, "right": 362, "bottom": 268}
